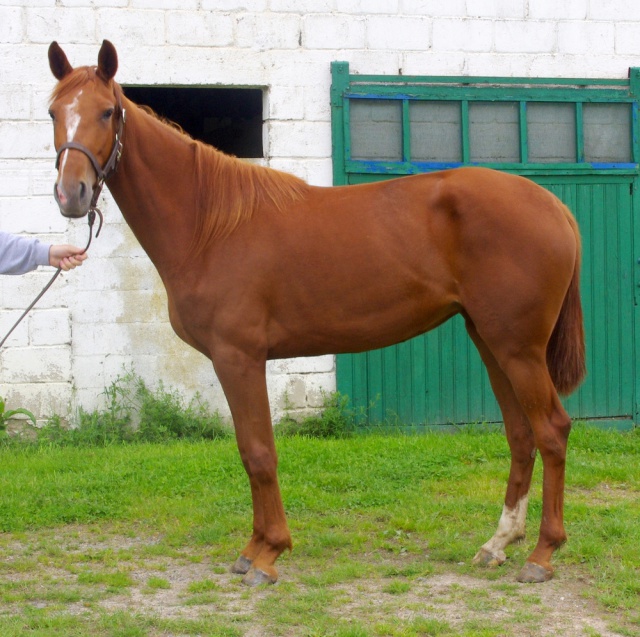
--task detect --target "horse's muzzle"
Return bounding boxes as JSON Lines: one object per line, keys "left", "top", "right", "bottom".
{"left": 54, "top": 180, "right": 92, "bottom": 218}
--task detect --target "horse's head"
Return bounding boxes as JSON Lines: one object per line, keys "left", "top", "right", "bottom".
{"left": 48, "top": 40, "right": 124, "bottom": 218}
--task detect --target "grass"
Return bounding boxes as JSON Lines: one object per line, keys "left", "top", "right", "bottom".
{"left": 0, "top": 376, "right": 637, "bottom": 635}
{"left": 0, "top": 427, "right": 636, "bottom": 635}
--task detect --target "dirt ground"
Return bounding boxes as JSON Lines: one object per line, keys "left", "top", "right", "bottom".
{"left": 0, "top": 529, "right": 634, "bottom": 637}
{"left": 100, "top": 563, "right": 627, "bottom": 637}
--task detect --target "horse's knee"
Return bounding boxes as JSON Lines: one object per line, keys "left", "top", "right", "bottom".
{"left": 239, "top": 442, "right": 278, "bottom": 481}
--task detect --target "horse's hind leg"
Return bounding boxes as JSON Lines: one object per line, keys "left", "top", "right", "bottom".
{"left": 466, "top": 320, "right": 536, "bottom": 567}
{"left": 466, "top": 317, "right": 572, "bottom": 582}
{"left": 500, "top": 353, "right": 571, "bottom": 583}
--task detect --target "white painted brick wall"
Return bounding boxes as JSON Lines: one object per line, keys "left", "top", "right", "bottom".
{"left": 1, "top": 1, "right": 640, "bottom": 425}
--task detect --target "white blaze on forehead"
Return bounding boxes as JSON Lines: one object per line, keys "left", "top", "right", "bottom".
{"left": 58, "top": 90, "right": 83, "bottom": 177}
{"left": 64, "top": 91, "right": 83, "bottom": 141}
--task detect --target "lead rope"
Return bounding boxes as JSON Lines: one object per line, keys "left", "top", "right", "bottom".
{"left": 0, "top": 208, "right": 103, "bottom": 349}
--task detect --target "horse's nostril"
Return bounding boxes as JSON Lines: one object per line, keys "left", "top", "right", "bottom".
{"left": 79, "top": 181, "right": 87, "bottom": 200}
{"left": 56, "top": 184, "right": 68, "bottom": 205}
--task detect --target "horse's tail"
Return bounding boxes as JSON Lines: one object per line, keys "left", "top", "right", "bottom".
{"left": 546, "top": 205, "right": 586, "bottom": 396}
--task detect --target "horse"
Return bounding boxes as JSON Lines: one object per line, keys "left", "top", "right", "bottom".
{"left": 47, "top": 40, "right": 585, "bottom": 586}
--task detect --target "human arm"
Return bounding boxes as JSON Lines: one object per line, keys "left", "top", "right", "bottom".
{"left": 0, "top": 232, "right": 87, "bottom": 274}
{"left": 0, "top": 231, "right": 51, "bottom": 275}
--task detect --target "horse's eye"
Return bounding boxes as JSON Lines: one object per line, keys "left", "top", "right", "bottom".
{"left": 48, "top": 109, "right": 55, "bottom": 121}
{"left": 102, "top": 108, "right": 115, "bottom": 121}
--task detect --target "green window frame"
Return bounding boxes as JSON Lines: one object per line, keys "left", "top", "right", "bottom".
{"left": 331, "top": 62, "right": 640, "bottom": 182}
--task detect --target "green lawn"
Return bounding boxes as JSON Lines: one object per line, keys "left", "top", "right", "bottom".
{"left": 0, "top": 426, "right": 637, "bottom": 636}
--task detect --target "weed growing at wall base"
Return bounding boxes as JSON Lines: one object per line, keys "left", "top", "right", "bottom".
{"left": 7, "top": 371, "right": 232, "bottom": 447}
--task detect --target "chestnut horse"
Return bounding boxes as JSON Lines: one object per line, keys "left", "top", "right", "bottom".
{"left": 47, "top": 41, "right": 585, "bottom": 586}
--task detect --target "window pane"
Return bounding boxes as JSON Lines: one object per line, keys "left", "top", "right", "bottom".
{"left": 469, "top": 102, "right": 519, "bottom": 163}
{"left": 527, "top": 102, "right": 576, "bottom": 163}
{"left": 350, "top": 99, "right": 402, "bottom": 161}
{"left": 583, "top": 103, "right": 632, "bottom": 163}
{"left": 410, "top": 101, "right": 462, "bottom": 162}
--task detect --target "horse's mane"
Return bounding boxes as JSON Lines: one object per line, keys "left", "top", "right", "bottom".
{"left": 191, "top": 135, "right": 310, "bottom": 253}
{"left": 51, "top": 68, "right": 310, "bottom": 254}
{"left": 125, "top": 93, "right": 310, "bottom": 253}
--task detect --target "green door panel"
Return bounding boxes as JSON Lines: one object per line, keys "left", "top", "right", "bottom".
{"left": 332, "top": 64, "right": 640, "bottom": 427}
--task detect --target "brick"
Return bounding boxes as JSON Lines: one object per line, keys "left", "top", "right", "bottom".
{"left": 303, "top": 14, "right": 366, "bottom": 49}
{"left": 0, "top": 161, "right": 30, "bottom": 196}
{"left": 0, "top": 383, "right": 72, "bottom": 422}
{"left": 0, "top": 44, "right": 51, "bottom": 86}
{"left": 336, "top": 0, "right": 399, "bottom": 14}
{"left": 466, "top": 0, "right": 525, "bottom": 19}
{"left": 528, "top": 0, "right": 588, "bottom": 20}
{"left": 59, "top": 0, "right": 126, "bottom": 6}
{"left": 401, "top": 50, "right": 468, "bottom": 76}
{"left": 0, "top": 7, "right": 23, "bottom": 44}
{"left": 2, "top": 346, "right": 71, "bottom": 383}
{"left": 268, "top": 85, "right": 305, "bottom": 120}
{"left": 270, "top": 0, "right": 332, "bottom": 12}
{"left": 558, "top": 21, "right": 614, "bottom": 55}
{"left": 29, "top": 308, "right": 70, "bottom": 346}
{"left": 268, "top": 355, "right": 335, "bottom": 375}
{"left": 0, "top": 197, "right": 68, "bottom": 233}
{"left": 401, "top": 0, "right": 466, "bottom": 17}
{"left": 0, "top": 121, "right": 51, "bottom": 159}
{"left": 591, "top": 0, "right": 640, "bottom": 21}
{"left": 494, "top": 20, "right": 556, "bottom": 53}
{"left": 0, "top": 310, "right": 29, "bottom": 347}
{"left": 0, "top": 85, "right": 32, "bottom": 120}
{"left": 201, "top": 0, "right": 267, "bottom": 10}
{"left": 266, "top": 50, "right": 333, "bottom": 88}
{"left": 304, "top": 158, "right": 333, "bottom": 187}
{"left": 349, "top": 49, "right": 402, "bottom": 75}
{"left": 26, "top": 7, "right": 96, "bottom": 44}
{"left": 303, "top": 373, "right": 337, "bottom": 408}
{"left": 268, "top": 121, "right": 332, "bottom": 158}
{"left": 71, "top": 289, "right": 167, "bottom": 325}
{"left": 0, "top": 266, "right": 71, "bottom": 312}
{"left": 235, "top": 12, "right": 301, "bottom": 50}
{"left": 166, "top": 11, "right": 235, "bottom": 47}
{"left": 615, "top": 22, "right": 640, "bottom": 56}
{"left": 27, "top": 161, "right": 56, "bottom": 197}
{"left": 366, "top": 15, "right": 429, "bottom": 51}
{"left": 132, "top": 0, "right": 197, "bottom": 8}
{"left": 0, "top": 0, "right": 50, "bottom": 5}
{"left": 432, "top": 18, "right": 493, "bottom": 52}
{"left": 96, "top": 9, "right": 165, "bottom": 47}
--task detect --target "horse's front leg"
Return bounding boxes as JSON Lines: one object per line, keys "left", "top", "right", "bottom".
{"left": 213, "top": 349, "right": 292, "bottom": 586}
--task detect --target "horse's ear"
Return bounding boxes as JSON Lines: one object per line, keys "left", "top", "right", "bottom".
{"left": 48, "top": 41, "right": 73, "bottom": 80}
{"left": 97, "top": 40, "right": 118, "bottom": 81}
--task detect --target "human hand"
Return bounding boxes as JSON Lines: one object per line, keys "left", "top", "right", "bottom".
{"left": 48, "top": 245, "right": 88, "bottom": 271}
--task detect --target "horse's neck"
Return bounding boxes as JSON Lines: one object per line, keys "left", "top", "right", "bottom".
{"left": 106, "top": 103, "right": 199, "bottom": 276}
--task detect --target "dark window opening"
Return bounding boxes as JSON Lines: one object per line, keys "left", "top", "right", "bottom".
{"left": 122, "top": 86, "right": 264, "bottom": 158}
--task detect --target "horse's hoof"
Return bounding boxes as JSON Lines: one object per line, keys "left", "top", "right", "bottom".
{"left": 472, "top": 547, "right": 507, "bottom": 567}
{"left": 241, "top": 567, "right": 277, "bottom": 587}
{"left": 516, "top": 561, "right": 553, "bottom": 583}
{"left": 231, "top": 555, "right": 253, "bottom": 575}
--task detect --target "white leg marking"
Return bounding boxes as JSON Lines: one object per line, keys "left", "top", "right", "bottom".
{"left": 474, "top": 496, "right": 529, "bottom": 565}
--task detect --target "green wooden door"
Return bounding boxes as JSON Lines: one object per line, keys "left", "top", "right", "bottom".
{"left": 332, "top": 64, "right": 640, "bottom": 427}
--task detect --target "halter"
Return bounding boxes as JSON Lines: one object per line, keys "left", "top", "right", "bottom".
{"left": 54, "top": 90, "right": 126, "bottom": 211}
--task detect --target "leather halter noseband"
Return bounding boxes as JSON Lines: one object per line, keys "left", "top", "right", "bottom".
{"left": 54, "top": 90, "right": 126, "bottom": 209}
